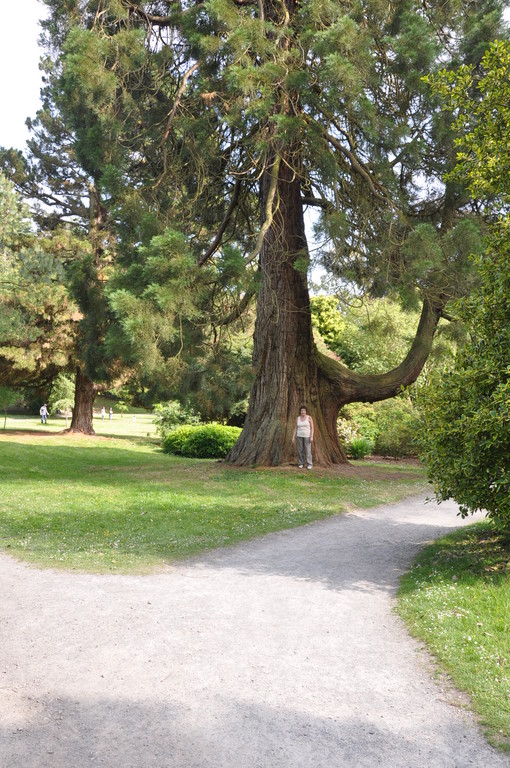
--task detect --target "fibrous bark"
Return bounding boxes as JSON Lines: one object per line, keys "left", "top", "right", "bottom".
{"left": 228, "top": 152, "right": 443, "bottom": 466}
{"left": 63, "top": 367, "right": 98, "bottom": 435}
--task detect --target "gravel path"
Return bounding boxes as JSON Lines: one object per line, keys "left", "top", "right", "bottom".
{"left": 1, "top": 496, "right": 509, "bottom": 768}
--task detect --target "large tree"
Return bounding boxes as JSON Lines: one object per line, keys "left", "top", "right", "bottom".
{"left": 107, "top": 0, "right": 505, "bottom": 465}
{"left": 0, "top": 4, "right": 145, "bottom": 432}
{"left": 0, "top": 172, "right": 77, "bottom": 393}
{"left": 419, "top": 40, "right": 510, "bottom": 529}
{"left": 5, "top": 0, "right": 506, "bottom": 458}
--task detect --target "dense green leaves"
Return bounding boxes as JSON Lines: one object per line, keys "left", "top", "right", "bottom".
{"left": 419, "top": 41, "right": 510, "bottom": 527}
{"left": 162, "top": 423, "right": 242, "bottom": 458}
{"left": 418, "top": 234, "right": 510, "bottom": 527}
{"left": 0, "top": 173, "right": 77, "bottom": 387}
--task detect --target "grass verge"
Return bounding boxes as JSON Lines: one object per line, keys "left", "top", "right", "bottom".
{"left": 398, "top": 521, "right": 510, "bottom": 750}
{"left": 0, "top": 433, "right": 426, "bottom": 573}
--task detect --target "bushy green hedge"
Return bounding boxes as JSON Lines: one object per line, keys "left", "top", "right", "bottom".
{"left": 162, "top": 424, "right": 242, "bottom": 458}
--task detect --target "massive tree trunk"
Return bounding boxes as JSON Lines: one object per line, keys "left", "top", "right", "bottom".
{"left": 228, "top": 153, "right": 443, "bottom": 467}
{"left": 227, "top": 0, "right": 445, "bottom": 467}
{"left": 229, "top": 152, "right": 348, "bottom": 465}
{"left": 63, "top": 367, "right": 98, "bottom": 435}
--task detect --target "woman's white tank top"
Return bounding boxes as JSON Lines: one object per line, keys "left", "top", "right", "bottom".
{"left": 296, "top": 416, "right": 311, "bottom": 438}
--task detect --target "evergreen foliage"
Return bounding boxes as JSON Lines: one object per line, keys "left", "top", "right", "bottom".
{"left": 419, "top": 41, "right": 510, "bottom": 528}
{"left": 0, "top": 173, "right": 77, "bottom": 388}
{"left": 1, "top": 0, "right": 507, "bottom": 460}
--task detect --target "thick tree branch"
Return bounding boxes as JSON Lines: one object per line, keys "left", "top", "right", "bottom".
{"left": 122, "top": 1, "right": 205, "bottom": 26}
{"left": 317, "top": 296, "right": 443, "bottom": 406}
{"left": 245, "top": 155, "right": 281, "bottom": 265}
{"left": 301, "top": 195, "right": 334, "bottom": 211}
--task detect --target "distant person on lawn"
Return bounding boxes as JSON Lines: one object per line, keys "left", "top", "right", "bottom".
{"left": 39, "top": 404, "right": 48, "bottom": 424}
{"left": 292, "top": 405, "right": 314, "bottom": 469}
{"left": 109, "top": 407, "right": 113, "bottom": 420}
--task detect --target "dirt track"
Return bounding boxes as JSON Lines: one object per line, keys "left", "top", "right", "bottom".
{"left": 1, "top": 497, "right": 509, "bottom": 767}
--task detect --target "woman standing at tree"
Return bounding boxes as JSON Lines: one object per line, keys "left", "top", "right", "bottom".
{"left": 292, "top": 406, "right": 314, "bottom": 469}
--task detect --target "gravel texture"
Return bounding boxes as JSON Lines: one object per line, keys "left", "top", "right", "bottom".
{"left": 1, "top": 496, "right": 509, "bottom": 768}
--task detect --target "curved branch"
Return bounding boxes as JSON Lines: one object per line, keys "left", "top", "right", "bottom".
{"left": 317, "top": 297, "right": 443, "bottom": 406}
{"left": 122, "top": 1, "right": 205, "bottom": 26}
{"left": 215, "top": 289, "right": 255, "bottom": 326}
{"left": 198, "top": 179, "right": 242, "bottom": 267}
{"left": 161, "top": 62, "right": 199, "bottom": 146}
{"left": 325, "top": 131, "right": 395, "bottom": 208}
{"left": 301, "top": 195, "right": 334, "bottom": 211}
{"left": 245, "top": 155, "right": 281, "bottom": 265}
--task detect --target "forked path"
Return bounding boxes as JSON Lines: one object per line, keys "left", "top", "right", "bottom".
{"left": 1, "top": 497, "right": 509, "bottom": 768}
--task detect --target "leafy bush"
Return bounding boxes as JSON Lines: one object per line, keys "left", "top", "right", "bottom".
{"left": 338, "top": 403, "right": 379, "bottom": 444}
{"left": 153, "top": 400, "right": 200, "bottom": 437}
{"left": 374, "top": 398, "right": 420, "bottom": 458}
{"left": 162, "top": 424, "right": 242, "bottom": 458}
{"left": 339, "top": 397, "right": 419, "bottom": 458}
{"left": 162, "top": 426, "right": 196, "bottom": 455}
{"left": 346, "top": 437, "right": 373, "bottom": 460}
{"left": 417, "top": 233, "right": 510, "bottom": 530}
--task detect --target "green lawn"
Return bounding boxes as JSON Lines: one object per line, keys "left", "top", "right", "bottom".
{"left": 398, "top": 522, "right": 510, "bottom": 750}
{"left": 1, "top": 412, "right": 158, "bottom": 439}
{"left": 0, "top": 431, "right": 427, "bottom": 573}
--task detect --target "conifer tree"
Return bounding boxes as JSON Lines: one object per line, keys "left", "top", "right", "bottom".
{"left": 4, "top": 0, "right": 507, "bottom": 458}
{"left": 109, "top": 0, "right": 507, "bottom": 464}
{"left": 0, "top": 172, "right": 76, "bottom": 392}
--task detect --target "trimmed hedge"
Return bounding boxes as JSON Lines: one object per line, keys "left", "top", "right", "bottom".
{"left": 162, "top": 424, "right": 242, "bottom": 458}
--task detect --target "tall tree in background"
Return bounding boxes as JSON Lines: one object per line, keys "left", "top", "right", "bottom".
{"left": 0, "top": 5, "right": 131, "bottom": 432}
{"left": 0, "top": 172, "right": 77, "bottom": 393}
{"left": 2, "top": 0, "right": 506, "bottom": 457}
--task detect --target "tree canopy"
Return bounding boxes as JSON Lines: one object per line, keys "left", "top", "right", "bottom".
{"left": 0, "top": 172, "right": 77, "bottom": 390}
{"left": 1, "top": 0, "right": 506, "bottom": 461}
{"left": 419, "top": 40, "right": 510, "bottom": 528}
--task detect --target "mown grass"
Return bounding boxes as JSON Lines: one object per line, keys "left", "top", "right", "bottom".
{"left": 398, "top": 522, "right": 510, "bottom": 750}
{"left": 1, "top": 412, "right": 158, "bottom": 439}
{"left": 0, "top": 432, "right": 426, "bottom": 573}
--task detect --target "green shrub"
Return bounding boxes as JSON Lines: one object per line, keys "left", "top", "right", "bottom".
{"left": 346, "top": 437, "right": 373, "bottom": 459}
{"left": 162, "top": 425, "right": 196, "bottom": 455}
{"left": 339, "top": 397, "right": 419, "bottom": 457}
{"left": 374, "top": 397, "right": 420, "bottom": 458}
{"left": 162, "top": 424, "right": 242, "bottom": 458}
{"left": 375, "top": 420, "right": 417, "bottom": 458}
{"left": 153, "top": 400, "right": 200, "bottom": 437}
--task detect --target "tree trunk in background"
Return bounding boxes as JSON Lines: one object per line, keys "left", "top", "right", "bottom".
{"left": 64, "top": 367, "right": 97, "bottom": 434}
